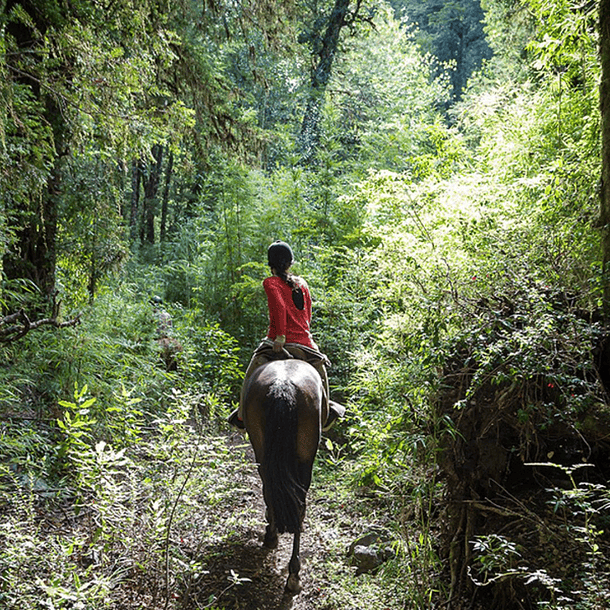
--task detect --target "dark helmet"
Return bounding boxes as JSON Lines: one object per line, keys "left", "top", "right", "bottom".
{"left": 267, "top": 240, "right": 294, "bottom": 270}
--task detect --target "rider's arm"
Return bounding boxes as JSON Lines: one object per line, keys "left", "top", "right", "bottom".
{"left": 264, "top": 277, "right": 287, "bottom": 343}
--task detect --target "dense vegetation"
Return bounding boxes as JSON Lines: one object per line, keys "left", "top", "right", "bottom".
{"left": 2, "top": 0, "right": 610, "bottom": 608}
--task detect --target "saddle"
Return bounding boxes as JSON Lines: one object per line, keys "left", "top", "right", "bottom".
{"left": 252, "top": 341, "right": 330, "bottom": 368}
{"left": 246, "top": 340, "right": 343, "bottom": 430}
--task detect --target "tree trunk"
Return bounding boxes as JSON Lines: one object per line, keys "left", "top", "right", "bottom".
{"left": 2, "top": 6, "right": 66, "bottom": 301}
{"left": 3, "top": 96, "right": 65, "bottom": 300}
{"left": 4, "top": 175, "right": 59, "bottom": 298}
{"left": 299, "top": 0, "right": 351, "bottom": 164}
{"left": 87, "top": 227, "right": 97, "bottom": 301}
{"left": 130, "top": 159, "right": 143, "bottom": 241}
{"left": 142, "top": 144, "right": 164, "bottom": 244}
{"left": 160, "top": 148, "right": 174, "bottom": 243}
{"left": 601, "top": 0, "right": 610, "bottom": 318}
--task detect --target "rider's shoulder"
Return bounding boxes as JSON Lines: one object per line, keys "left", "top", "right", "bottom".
{"left": 263, "top": 275, "right": 282, "bottom": 287}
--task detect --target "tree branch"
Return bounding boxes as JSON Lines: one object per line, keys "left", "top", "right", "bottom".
{"left": 0, "top": 304, "right": 80, "bottom": 343}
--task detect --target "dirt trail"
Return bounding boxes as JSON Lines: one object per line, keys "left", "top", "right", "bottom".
{"left": 192, "top": 432, "right": 355, "bottom": 610}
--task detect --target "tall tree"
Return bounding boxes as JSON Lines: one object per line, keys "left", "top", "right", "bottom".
{"left": 390, "top": 0, "right": 492, "bottom": 102}
{"left": 299, "top": 0, "right": 371, "bottom": 163}
{"left": 1, "top": 0, "right": 186, "bottom": 305}
{"left": 1, "top": 1, "right": 67, "bottom": 298}
{"left": 160, "top": 148, "right": 174, "bottom": 243}
{"left": 141, "top": 145, "right": 164, "bottom": 245}
{"left": 300, "top": 0, "right": 351, "bottom": 162}
{"left": 601, "top": 0, "right": 610, "bottom": 317}
{"left": 130, "top": 161, "right": 143, "bottom": 242}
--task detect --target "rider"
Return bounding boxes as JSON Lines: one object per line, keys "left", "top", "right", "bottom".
{"left": 228, "top": 240, "right": 345, "bottom": 431}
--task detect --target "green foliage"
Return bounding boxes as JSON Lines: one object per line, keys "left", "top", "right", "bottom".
{"left": 56, "top": 385, "right": 98, "bottom": 464}
{"left": 328, "top": 7, "right": 451, "bottom": 173}
{"left": 524, "top": 0, "right": 598, "bottom": 83}
{"left": 0, "top": 393, "right": 255, "bottom": 609}
{"left": 58, "top": 155, "right": 130, "bottom": 306}
{"left": 2, "top": 0, "right": 609, "bottom": 607}
{"left": 389, "top": 0, "right": 493, "bottom": 100}
{"left": 0, "top": 276, "right": 250, "bottom": 608}
{"left": 177, "top": 307, "right": 243, "bottom": 404}
{"left": 0, "top": 278, "right": 241, "bottom": 431}
{"left": 468, "top": 469, "right": 610, "bottom": 609}
{"left": 0, "top": 510, "right": 113, "bottom": 609}
{"left": 449, "top": 284, "right": 605, "bottom": 425}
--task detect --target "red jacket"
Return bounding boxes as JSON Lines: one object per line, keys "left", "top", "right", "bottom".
{"left": 263, "top": 275, "right": 317, "bottom": 349}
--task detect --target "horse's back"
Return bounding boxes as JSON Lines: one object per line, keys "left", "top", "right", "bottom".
{"left": 243, "top": 359, "right": 323, "bottom": 465}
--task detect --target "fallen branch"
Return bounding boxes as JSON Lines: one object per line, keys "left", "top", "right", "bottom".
{"left": 0, "top": 300, "right": 80, "bottom": 343}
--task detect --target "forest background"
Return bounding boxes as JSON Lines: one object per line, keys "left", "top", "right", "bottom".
{"left": 2, "top": 0, "right": 610, "bottom": 608}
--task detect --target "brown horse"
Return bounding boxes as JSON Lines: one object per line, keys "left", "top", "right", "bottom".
{"left": 242, "top": 358, "right": 326, "bottom": 594}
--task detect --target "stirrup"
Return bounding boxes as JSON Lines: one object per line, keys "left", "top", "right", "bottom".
{"left": 227, "top": 410, "right": 245, "bottom": 430}
{"left": 323, "top": 401, "right": 345, "bottom": 432}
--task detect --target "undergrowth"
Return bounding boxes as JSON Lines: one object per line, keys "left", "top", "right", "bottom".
{"left": 0, "top": 281, "right": 444, "bottom": 610}
{"left": 0, "top": 401, "right": 257, "bottom": 609}
{"left": 434, "top": 278, "right": 610, "bottom": 609}
{"left": 0, "top": 401, "right": 444, "bottom": 610}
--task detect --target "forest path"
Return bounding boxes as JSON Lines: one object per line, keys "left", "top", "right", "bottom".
{"left": 188, "top": 430, "right": 371, "bottom": 610}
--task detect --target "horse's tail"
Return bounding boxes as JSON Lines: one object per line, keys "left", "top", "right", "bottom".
{"left": 261, "top": 381, "right": 307, "bottom": 534}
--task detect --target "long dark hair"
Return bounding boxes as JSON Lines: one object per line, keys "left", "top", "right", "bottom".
{"left": 275, "top": 261, "right": 305, "bottom": 311}
{"left": 268, "top": 241, "right": 305, "bottom": 309}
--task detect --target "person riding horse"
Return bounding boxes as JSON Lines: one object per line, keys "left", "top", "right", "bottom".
{"left": 228, "top": 240, "right": 345, "bottom": 431}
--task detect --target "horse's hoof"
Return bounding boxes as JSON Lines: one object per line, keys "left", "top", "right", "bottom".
{"left": 285, "top": 574, "right": 302, "bottom": 595}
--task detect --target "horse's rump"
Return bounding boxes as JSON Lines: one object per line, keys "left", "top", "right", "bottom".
{"left": 244, "top": 360, "right": 323, "bottom": 534}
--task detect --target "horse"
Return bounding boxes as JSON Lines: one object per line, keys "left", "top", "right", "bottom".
{"left": 242, "top": 357, "right": 327, "bottom": 594}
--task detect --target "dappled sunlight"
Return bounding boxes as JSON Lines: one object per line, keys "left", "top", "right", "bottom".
{"left": 2, "top": 0, "right": 609, "bottom": 608}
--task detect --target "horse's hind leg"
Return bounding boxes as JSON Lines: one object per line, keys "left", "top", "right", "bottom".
{"left": 263, "top": 522, "right": 278, "bottom": 549}
{"left": 263, "top": 507, "right": 278, "bottom": 549}
{"left": 285, "top": 530, "right": 302, "bottom": 594}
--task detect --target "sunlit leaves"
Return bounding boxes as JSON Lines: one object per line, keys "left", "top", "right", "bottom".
{"left": 330, "top": 7, "right": 450, "bottom": 173}
{"left": 524, "top": 0, "right": 598, "bottom": 81}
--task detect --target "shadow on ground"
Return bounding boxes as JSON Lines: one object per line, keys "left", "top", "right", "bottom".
{"left": 185, "top": 527, "right": 305, "bottom": 610}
